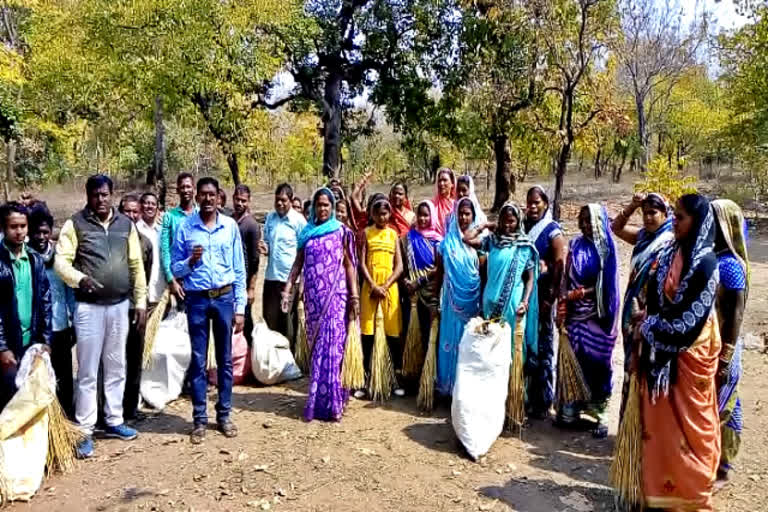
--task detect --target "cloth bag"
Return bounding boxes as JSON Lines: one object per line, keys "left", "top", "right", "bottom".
{"left": 0, "top": 347, "right": 56, "bottom": 502}
{"left": 140, "top": 309, "right": 191, "bottom": 410}
{"left": 451, "top": 317, "right": 512, "bottom": 460}
{"left": 208, "top": 331, "right": 251, "bottom": 386}
{"left": 250, "top": 322, "right": 302, "bottom": 385}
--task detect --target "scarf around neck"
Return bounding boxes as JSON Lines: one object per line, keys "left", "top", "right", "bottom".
{"left": 298, "top": 188, "right": 343, "bottom": 249}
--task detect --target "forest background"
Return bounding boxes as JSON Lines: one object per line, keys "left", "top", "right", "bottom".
{"left": 2, "top": 0, "right": 767, "bottom": 219}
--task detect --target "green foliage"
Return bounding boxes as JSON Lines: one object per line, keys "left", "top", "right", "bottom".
{"left": 634, "top": 156, "right": 697, "bottom": 202}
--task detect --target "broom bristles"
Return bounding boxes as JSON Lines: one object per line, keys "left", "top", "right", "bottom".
{"left": 610, "top": 373, "right": 644, "bottom": 508}
{"left": 341, "top": 320, "right": 365, "bottom": 389}
{"left": 142, "top": 288, "right": 171, "bottom": 369}
{"left": 368, "top": 303, "right": 396, "bottom": 402}
{"left": 206, "top": 325, "right": 217, "bottom": 370}
{"left": 46, "top": 396, "right": 84, "bottom": 476}
{"left": 402, "top": 300, "right": 425, "bottom": 378}
{"left": 556, "top": 328, "right": 591, "bottom": 407}
{"left": 506, "top": 321, "right": 526, "bottom": 434}
{"left": 417, "top": 317, "right": 439, "bottom": 411}
{"left": 294, "top": 299, "right": 310, "bottom": 374}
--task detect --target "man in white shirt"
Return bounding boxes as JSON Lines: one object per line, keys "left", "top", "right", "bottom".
{"left": 137, "top": 192, "right": 166, "bottom": 307}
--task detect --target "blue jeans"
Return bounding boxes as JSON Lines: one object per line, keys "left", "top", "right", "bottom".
{"left": 186, "top": 290, "right": 234, "bottom": 426}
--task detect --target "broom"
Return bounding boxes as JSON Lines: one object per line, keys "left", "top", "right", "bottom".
{"left": 341, "top": 320, "right": 365, "bottom": 390}
{"left": 368, "top": 302, "right": 396, "bottom": 402}
{"left": 46, "top": 395, "right": 84, "bottom": 475}
{"left": 402, "top": 299, "right": 425, "bottom": 378}
{"left": 506, "top": 321, "right": 526, "bottom": 433}
{"left": 142, "top": 288, "right": 172, "bottom": 369}
{"left": 610, "top": 372, "right": 644, "bottom": 509}
{"left": 206, "top": 325, "right": 217, "bottom": 371}
{"left": 555, "top": 328, "right": 591, "bottom": 407}
{"left": 294, "top": 299, "right": 310, "bottom": 374}
{"left": 417, "top": 316, "right": 439, "bottom": 411}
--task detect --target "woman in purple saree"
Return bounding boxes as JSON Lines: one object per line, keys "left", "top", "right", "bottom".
{"left": 284, "top": 188, "right": 359, "bottom": 421}
{"left": 557, "top": 204, "right": 620, "bottom": 438}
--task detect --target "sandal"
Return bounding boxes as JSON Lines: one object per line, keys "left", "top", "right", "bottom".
{"left": 190, "top": 425, "right": 206, "bottom": 445}
{"left": 591, "top": 423, "right": 609, "bottom": 439}
{"left": 217, "top": 420, "right": 238, "bottom": 438}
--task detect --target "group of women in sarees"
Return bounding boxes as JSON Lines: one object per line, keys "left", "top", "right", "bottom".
{"left": 281, "top": 168, "right": 748, "bottom": 511}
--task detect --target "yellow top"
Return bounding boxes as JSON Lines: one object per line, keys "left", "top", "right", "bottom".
{"left": 360, "top": 226, "right": 401, "bottom": 337}
{"left": 54, "top": 211, "right": 148, "bottom": 309}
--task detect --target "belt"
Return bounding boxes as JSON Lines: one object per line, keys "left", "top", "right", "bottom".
{"left": 189, "top": 284, "right": 233, "bottom": 299}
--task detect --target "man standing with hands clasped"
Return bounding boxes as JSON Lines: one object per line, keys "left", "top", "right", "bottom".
{"left": 55, "top": 174, "right": 147, "bottom": 459}
{"left": 172, "top": 177, "right": 247, "bottom": 445}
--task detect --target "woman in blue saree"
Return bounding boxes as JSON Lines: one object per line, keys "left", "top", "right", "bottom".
{"left": 557, "top": 204, "right": 620, "bottom": 438}
{"left": 434, "top": 198, "right": 482, "bottom": 396}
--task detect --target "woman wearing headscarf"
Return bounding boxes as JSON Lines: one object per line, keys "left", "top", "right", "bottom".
{"left": 712, "top": 199, "right": 749, "bottom": 486}
{"left": 476, "top": 202, "right": 539, "bottom": 378}
{"left": 402, "top": 201, "right": 443, "bottom": 352}
{"left": 434, "top": 198, "right": 481, "bottom": 396}
{"left": 636, "top": 194, "right": 721, "bottom": 510}
{"left": 557, "top": 205, "right": 620, "bottom": 438}
{"left": 432, "top": 167, "right": 457, "bottom": 237}
{"left": 524, "top": 185, "right": 568, "bottom": 418}
{"left": 389, "top": 181, "right": 416, "bottom": 237}
{"left": 456, "top": 175, "right": 489, "bottom": 227}
{"left": 611, "top": 192, "right": 675, "bottom": 411}
{"left": 283, "top": 188, "right": 359, "bottom": 422}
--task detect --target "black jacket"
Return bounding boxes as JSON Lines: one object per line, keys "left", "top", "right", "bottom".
{"left": 0, "top": 243, "right": 52, "bottom": 357}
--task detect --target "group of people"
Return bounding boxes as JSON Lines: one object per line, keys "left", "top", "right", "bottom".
{"left": 0, "top": 167, "right": 748, "bottom": 510}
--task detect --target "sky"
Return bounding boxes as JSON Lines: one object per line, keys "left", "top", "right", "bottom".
{"left": 688, "top": 0, "right": 750, "bottom": 30}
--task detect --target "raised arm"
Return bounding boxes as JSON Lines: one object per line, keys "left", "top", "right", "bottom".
{"left": 611, "top": 194, "right": 644, "bottom": 245}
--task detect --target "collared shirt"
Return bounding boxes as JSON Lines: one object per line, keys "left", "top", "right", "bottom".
{"left": 263, "top": 209, "right": 306, "bottom": 282}
{"left": 54, "top": 207, "right": 147, "bottom": 308}
{"left": 161, "top": 204, "right": 197, "bottom": 283}
{"left": 8, "top": 243, "right": 33, "bottom": 347}
{"left": 137, "top": 217, "right": 165, "bottom": 303}
{"left": 171, "top": 212, "right": 247, "bottom": 315}
{"left": 235, "top": 211, "right": 262, "bottom": 285}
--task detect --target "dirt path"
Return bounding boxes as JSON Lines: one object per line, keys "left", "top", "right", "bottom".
{"left": 11, "top": 182, "right": 768, "bottom": 512}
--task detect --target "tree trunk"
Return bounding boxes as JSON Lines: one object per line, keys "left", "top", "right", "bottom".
{"left": 578, "top": 152, "right": 584, "bottom": 174}
{"left": 636, "top": 96, "right": 648, "bottom": 172}
{"left": 613, "top": 151, "right": 627, "bottom": 183}
{"left": 553, "top": 141, "right": 570, "bottom": 221}
{"left": 149, "top": 96, "right": 168, "bottom": 207}
{"left": 226, "top": 151, "right": 241, "bottom": 186}
{"left": 5, "top": 140, "right": 15, "bottom": 202}
{"left": 491, "top": 134, "right": 513, "bottom": 212}
{"left": 321, "top": 72, "right": 342, "bottom": 179}
{"left": 594, "top": 147, "right": 602, "bottom": 179}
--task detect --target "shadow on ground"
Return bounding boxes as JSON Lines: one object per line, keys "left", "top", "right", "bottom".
{"left": 480, "top": 477, "right": 614, "bottom": 512}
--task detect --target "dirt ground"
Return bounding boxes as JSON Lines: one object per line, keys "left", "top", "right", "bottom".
{"left": 10, "top": 177, "right": 768, "bottom": 512}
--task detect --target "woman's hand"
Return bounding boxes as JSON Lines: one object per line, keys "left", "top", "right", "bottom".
{"left": 556, "top": 300, "right": 567, "bottom": 327}
{"left": 630, "top": 193, "right": 645, "bottom": 209}
{"left": 405, "top": 280, "right": 418, "bottom": 295}
{"left": 566, "top": 287, "right": 586, "bottom": 302}
{"left": 516, "top": 300, "right": 529, "bottom": 316}
{"left": 370, "top": 285, "right": 387, "bottom": 300}
{"left": 280, "top": 288, "right": 293, "bottom": 313}
{"left": 348, "top": 296, "right": 360, "bottom": 321}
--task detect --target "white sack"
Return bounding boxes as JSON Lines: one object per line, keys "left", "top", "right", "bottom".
{"left": 250, "top": 322, "right": 302, "bottom": 385}
{"left": 140, "top": 310, "right": 191, "bottom": 410}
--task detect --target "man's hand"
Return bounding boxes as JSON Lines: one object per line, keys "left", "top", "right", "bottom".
{"left": 170, "top": 278, "right": 185, "bottom": 300}
{"left": 189, "top": 245, "right": 204, "bottom": 267}
{"left": 0, "top": 350, "right": 17, "bottom": 373}
{"left": 233, "top": 314, "right": 245, "bottom": 334}
{"left": 134, "top": 308, "right": 147, "bottom": 332}
{"left": 258, "top": 240, "right": 268, "bottom": 256}
{"left": 79, "top": 276, "right": 103, "bottom": 294}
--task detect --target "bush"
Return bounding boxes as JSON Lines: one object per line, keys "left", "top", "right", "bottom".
{"left": 634, "top": 156, "right": 697, "bottom": 203}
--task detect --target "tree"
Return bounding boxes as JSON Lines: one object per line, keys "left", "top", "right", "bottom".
{"left": 614, "top": 0, "right": 708, "bottom": 171}
{"left": 535, "top": 0, "right": 617, "bottom": 220}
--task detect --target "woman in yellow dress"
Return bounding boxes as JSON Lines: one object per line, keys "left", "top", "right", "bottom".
{"left": 359, "top": 196, "right": 404, "bottom": 398}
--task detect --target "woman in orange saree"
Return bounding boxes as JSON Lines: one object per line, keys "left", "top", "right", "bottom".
{"left": 638, "top": 194, "right": 721, "bottom": 511}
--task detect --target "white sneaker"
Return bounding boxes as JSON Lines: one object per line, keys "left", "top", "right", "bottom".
{"left": 393, "top": 388, "right": 406, "bottom": 397}
{"left": 353, "top": 390, "right": 366, "bottom": 399}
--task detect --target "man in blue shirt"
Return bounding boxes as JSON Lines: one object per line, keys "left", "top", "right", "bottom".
{"left": 172, "top": 177, "right": 247, "bottom": 444}
{"left": 258, "top": 183, "right": 306, "bottom": 341}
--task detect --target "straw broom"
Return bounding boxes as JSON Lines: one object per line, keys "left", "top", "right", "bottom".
{"left": 46, "top": 395, "right": 84, "bottom": 476}
{"left": 506, "top": 321, "right": 526, "bottom": 433}
{"left": 294, "top": 299, "right": 310, "bottom": 374}
{"left": 417, "top": 316, "right": 439, "bottom": 411}
{"left": 402, "top": 299, "right": 425, "bottom": 378}
{"left": 142, "top": 288, "right": 171, "bottom": 369}
{"left": 368, "top": 302, "right": 396, "bottom": 402}
{"left": 206, "top": 325, "right": 217, "bottom": 371}
{"left": 341, "top": 320, "right": 365, "bottom": 390}
{"left": 610, "top": 372, "right": 644, "bottom": 509}
{"left": 555, "top": 328, "right": 591, "bottom": 407}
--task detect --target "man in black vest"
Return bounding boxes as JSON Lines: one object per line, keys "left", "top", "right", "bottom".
{"left": 55, "top": 175, "right": 147, "bottom": 459}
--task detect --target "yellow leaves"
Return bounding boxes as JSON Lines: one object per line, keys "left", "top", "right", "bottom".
{"left": 0, "top": 48, "right": 25, "bottom": 86}
{"left": 634, "top": 157, "right": 696, "bottom": 203}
